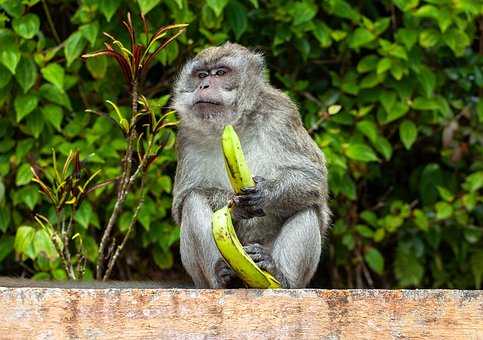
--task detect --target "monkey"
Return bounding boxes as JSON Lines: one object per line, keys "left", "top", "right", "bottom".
{"left": 171, "top": 43, "right": 330, "bottom": 289}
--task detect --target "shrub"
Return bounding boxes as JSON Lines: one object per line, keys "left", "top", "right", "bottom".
{"left": 0, "top": 0, "right": 481, "bottom": 287}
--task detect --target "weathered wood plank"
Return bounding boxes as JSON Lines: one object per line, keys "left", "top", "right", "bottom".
{"left": 0, "top": 288, "right": 481, "bottom": 339}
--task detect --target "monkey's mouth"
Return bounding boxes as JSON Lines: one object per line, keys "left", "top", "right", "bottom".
{"left": 194, "top": 100, "right": 222, "bottom": 106}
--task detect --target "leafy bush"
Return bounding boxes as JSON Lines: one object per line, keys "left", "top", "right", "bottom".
{"left": 0, "top": 0, "right": 481, "bottom": 287}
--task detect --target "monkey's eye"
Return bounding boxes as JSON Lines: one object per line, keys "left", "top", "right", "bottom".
{"left": 215, "top": 69, "right": 226, "bottom": 76}
{"left": 198, "top": 71, "right": 209, "bottom": 79}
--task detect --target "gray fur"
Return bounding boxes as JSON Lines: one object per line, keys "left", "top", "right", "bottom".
{"left": 172, "top": 42, "right": 330, "bottom": 288}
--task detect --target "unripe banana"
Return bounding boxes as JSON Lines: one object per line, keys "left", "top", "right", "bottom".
{"left": 221, "top": 124, "right": 255, "bottom": 192}
{"left": 211, "top": 125, "right": 281, "bottom": 289}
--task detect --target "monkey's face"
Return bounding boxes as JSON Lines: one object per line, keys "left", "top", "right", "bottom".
{"left": 174, "top": 58, "right": 240, "bottom": 124}
{"left": 173, "top": 43, "right": 266, "bottom": 132}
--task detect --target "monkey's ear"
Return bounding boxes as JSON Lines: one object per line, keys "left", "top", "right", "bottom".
{"left": 250, "top": 52, "right": 265, "bottom": 75}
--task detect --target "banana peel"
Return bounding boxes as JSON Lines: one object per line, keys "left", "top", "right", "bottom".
{"left": 211, "top": 125, "right": 281, "bottom": 289}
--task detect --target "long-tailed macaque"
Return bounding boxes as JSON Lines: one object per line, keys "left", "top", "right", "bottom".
{"left": 172, "top": 43, "right": 330, "bottom": 288}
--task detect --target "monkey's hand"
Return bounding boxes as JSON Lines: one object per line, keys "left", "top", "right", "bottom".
{"left": 231, "top": 176, "right": 267, "bottom": 220}
{"left": 214, "top": 258, "right": 237, "bottom": 288}
{"left": 243, "top": 243, "right": 289, "bottom": 288}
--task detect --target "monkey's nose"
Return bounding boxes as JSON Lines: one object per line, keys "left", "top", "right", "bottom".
{"left": 199, "top": 83, "right": 209, "bottom": 89}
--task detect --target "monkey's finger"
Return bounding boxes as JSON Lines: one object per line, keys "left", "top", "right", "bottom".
{"left": 249, "top": 208, "right": 265, "bottom": 217}
{"left": 240, "top": 187, "right": 257, "bottom": 194}
{"left": 253, "top": 176, "right": 266, "bottom": 184}
{"left": 235, "top": 192, "right": 263, "bottom": 205}
{"left": 243, "top": 243, "right": 266, "bottom": 254}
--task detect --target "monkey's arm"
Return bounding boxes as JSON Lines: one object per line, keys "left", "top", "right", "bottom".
{"left": 261, "top": 163, "right": 326, "bottom": 217}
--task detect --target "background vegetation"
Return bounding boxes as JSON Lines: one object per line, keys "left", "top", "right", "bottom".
{"left": 0, "top": 0, "right": 481, "bottom": 288}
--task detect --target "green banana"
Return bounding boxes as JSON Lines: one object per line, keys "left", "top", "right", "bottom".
{"left": 221, "top": 125, "right": 255, "bottom": 192}
{"left": 211, "top": 125, "right": 281, "bottom": 289}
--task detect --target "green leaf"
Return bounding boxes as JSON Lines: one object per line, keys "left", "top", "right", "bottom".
{"left": 349, "top": 28, "right": 375, "bottom": 48}
{"left": 0, "top": 236, "right": 14, "bottom": 262}
{"left": 291, "top": 2, "right": 317, "bottom": 26}
{"left": 64, "top": 31, "right": 86, "bottom": 66}
{"left": 0, "top": 178, "right": 4, "bottom": 204}
{"left": 393, "top": 0, "right": 419, "bottom": 11}
{"left": 476, "top": 99, "right": 483, "bottom": 123}
{"left": 41, "top": 104, "right": 63, "bottom": 131}
{"left": 226, "top": 1, "right": 247, "bottom": 40}
{"left": 384, "top": 101, "right": 409, "bottom": 124}
{"left": 12, "top": 13, "right": 40, "bottom": 39}
{"left": 399, "top": 120, "right": 417, "bottom": 150}
{"left": 364, "top": 248, "right": 384, "bottom": 274}
{"left": 444, "top": 29, "right": 470, "bottom": 56}
{"left": 471, "top": 251, "right": 483, "bottom": 289}
{"left": 52, "top": 268, "right": 67, "bottom": 280}
{"left": 15, "top": 57, "right": 37, "bottom": 93}
{"left": 15, "top": 93, "right": 39, "bottom": 122}
{"left": 420, "top": 163, "right": 443, "bottom": 205}
{"left": 99, "top": 0, "right": 121, "bottom": 21}
{"left": 356, "top": 225, "right": 374, "bottom": 238}
{"left": 15, "top": 163, "right": 32, "bottom": 186}
{"left": 356, "top": 119, "right": 378, "bottom": 143}
{"left": 79, "top": 21, "right": 99, "bottom": 46}
{"left": 0, "top": 64, "right": 11, "bottom": 88}
{"left": 153, "top": 247, "right": 174, "bottom": 269}
{"left": 33, "top": 229, "right": 58, "bottom": 260}
{"left": 1, "top": 2, "right": 24, "bottom": 18}
{"left": 345, "top": 143, "right": 379, "bottom": 162}
{"left": 419, "top": 29, "right": 440, "bottom": 48}
{"left": 27, "top": 110, "right": 44, "bottom": 138}
{"left": 413, "top": 209, "right": 428, "bottom": 231}
{"left": 138, "top": 0, "right": 161, "bottom": 15}
{"left": 75, "top": 201, "right": 94, "bottom": 229}
{"left": 412, "top": 97, "right": 439, "bottom": 111}
{"left": 18, "top": 185, "right": 40, "bottom": 210}
{"left": 312, "top": 21, "right": 331, "bottom": 47}
{"left": 372, "top": 135, "right": 392, "bottom": 161}
{"left": 463, "top": 172, "right": 483, "bottom": 192}
{"left": 0, "top": 49, "right": 20, "bottom": 74}
{"left": 14, "top": 225, "right": 36, "bottom": 260}
{"left": 0, "top": 207, "right": 11, "bottom": 233}
{"left": 435, "top": 201, "right": 453, "bottom": 220}
{"left": 32, "top": 272, "right": 51, "bottom": 280}
{"left": 394, "top": 243, "right": 424, "bottom": 287}
{"left": 376, "top": 58, "right": 391, "bottom": 74}
{"left": 39, "top": 84, "right": 72, "bottom": 110}
{"left": 206, "top": 0, "right": 229, "bottom": 17}
{"left": 416, "top": 67, "right": 436, "bottom": 98}
{"left": 360, "top": 72, "right": 382, "bottom": 89}
{"left": 396, "top": 28, "right": 419, "bottom": 49}
{"left": 41, "top": 63, "right": 64, "bottom": 91}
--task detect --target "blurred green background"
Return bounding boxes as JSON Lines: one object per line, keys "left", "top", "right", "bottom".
{"left": 0, "top": 0, "right": 482, "bottom": 288}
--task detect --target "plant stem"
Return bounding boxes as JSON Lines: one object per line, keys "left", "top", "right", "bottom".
{"left": 103, "top": 175, "right": 145, "bottom": 281}
{"left": 41, "top": 0, "right": 61, "bottom": 44}
{"left": 96, "top": 80, "right": 138, "bottom": 279}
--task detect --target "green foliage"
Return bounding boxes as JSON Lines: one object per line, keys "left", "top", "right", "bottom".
{"left": 0, "top": 0, "right": 481, "bottom": 287}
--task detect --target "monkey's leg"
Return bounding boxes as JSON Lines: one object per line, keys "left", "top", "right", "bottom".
{"left": 273, "top": 207, "right": 322, "bottom": 288}
{"left": 245, "top": 207, "right": 322, "bottom": 288}
{"left": 180, "top": 191, "right": 235, "bottom": 288}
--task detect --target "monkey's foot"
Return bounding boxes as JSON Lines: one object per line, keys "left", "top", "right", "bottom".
{"left": 214, "top": 258, "right": 237, "bottom": 288}
{"left": 243, "top": 243, "right": 289, "bottom": 288}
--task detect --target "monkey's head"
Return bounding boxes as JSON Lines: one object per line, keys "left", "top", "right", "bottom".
{"left": 173, "top": 42, "right": 266, "bottom": 132}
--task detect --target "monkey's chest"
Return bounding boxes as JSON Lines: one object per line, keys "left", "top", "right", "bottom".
{"left": 199, "top": 141, "right": 276, "bottom": 187}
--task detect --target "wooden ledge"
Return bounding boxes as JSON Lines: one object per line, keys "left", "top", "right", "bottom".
{"left": 0, "top": 288, "right": 481, "bottom": 339}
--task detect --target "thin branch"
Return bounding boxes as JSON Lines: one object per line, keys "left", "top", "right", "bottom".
{"left": 41, "top": 0, "right": 61, "bottom": 44}
{"left": 103, "top": 175, "right": 146, "bottom": 281}
{"left": 63, "top": 209, "right": 76, "bottom": 280}
{"left": 96, "top": 80, "right": 138, "bottom": 279}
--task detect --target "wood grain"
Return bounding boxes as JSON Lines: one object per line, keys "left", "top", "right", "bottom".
{"left": 0, "top": 288, "right": 481, "bottom": 339}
